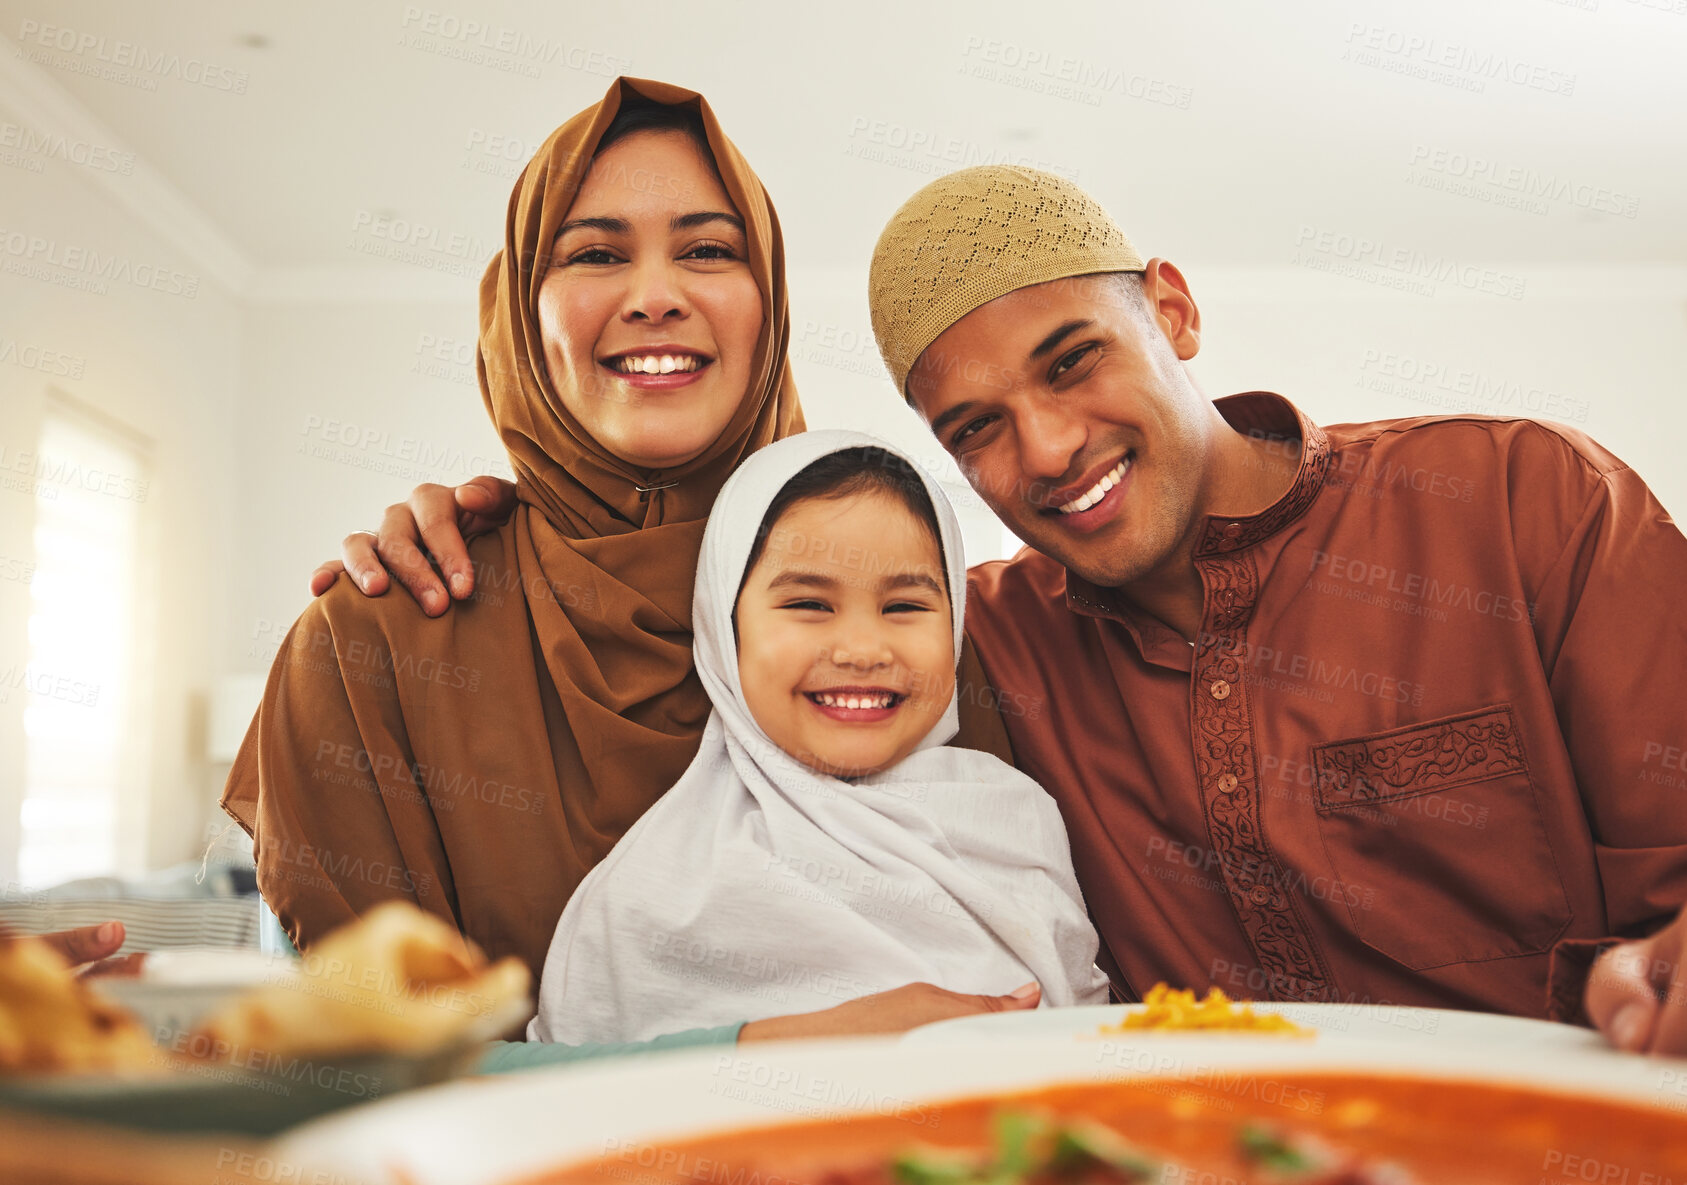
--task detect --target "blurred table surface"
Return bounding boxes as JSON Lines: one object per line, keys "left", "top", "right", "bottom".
{"left": 0, "top": 1109, "right": 288, "bottom": 1185}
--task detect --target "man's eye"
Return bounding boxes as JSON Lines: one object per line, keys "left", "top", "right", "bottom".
{"left": 950, "top": 415, "right": 996, "bottom": 448}
{"left": 1051, "top": 343, "right": 1095, "bottom": 379}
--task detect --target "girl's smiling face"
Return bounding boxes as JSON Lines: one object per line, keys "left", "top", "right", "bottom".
{"left": 734, "top": 487, "right": 955, "bottom": 779}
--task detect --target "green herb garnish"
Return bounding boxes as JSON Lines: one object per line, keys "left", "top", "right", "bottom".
{"left": 1237, "top": 1123, "right": 1317, "bottom": 1173}
{"left": 894, "top": 1109, "right": 1161, "bottom": 1185}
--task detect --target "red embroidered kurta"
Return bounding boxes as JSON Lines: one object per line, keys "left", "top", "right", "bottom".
{"left": 965, "top": 392, "right": 1687, "bottom": 1020}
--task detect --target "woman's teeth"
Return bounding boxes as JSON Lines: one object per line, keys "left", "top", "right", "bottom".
{"left": 809, "top": 691, "right": 898, "bottom": 710}
{"left": 1057, "top": 457, "right": 1131, "bottom": 515}
{"left": 612, "top": 354, "right": 702, "bottom": 375}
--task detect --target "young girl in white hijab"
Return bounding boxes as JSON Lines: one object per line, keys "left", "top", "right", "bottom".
{"left": 531, "top": 429, "right": 1110, "bottom": 1044}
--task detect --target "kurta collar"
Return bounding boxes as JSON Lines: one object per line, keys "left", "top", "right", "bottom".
{"left": 1192, "top": 392, "right": 1331, "bottom": 559}
{"left": 1063, "top": 391, "right": 1331, "bottom": 624}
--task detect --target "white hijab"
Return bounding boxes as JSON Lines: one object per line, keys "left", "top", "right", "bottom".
{"left": 530, "top": 430, "right": 1109, "bottom": 1044}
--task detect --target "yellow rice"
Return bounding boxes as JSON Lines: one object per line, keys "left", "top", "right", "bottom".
{"left": 1102, "top": 983, "right": 1314, "bottom": 1035}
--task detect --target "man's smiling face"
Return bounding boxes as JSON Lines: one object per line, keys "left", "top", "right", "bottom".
{"left": 906, "top": 266, "right": 1216, "bottom": 590}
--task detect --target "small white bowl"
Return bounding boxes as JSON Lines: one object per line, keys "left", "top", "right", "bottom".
{"left": 95, "top": 947, "right": 296, "bottom": 1039}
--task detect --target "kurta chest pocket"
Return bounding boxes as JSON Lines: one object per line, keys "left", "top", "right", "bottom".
{"left": 1309, "top": 705, "right": 1571, "bottom": 971}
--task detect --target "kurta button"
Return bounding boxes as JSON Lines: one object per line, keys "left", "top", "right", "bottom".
{"left": 1223, "top": 522, "right": 1243, "bottom": 539}
{"left": 1210, "top": 679, "right": 1232, "bottom": 700}
{"left": 1217, "top": 773, "right": 1239, "bottom": 793}
{"left": 1249, "top": 886, "right": 1272, "bottom": 907}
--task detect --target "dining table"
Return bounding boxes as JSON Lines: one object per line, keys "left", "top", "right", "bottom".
{"left": 6, "top": 999, "right": 1687, "bottom": 1185}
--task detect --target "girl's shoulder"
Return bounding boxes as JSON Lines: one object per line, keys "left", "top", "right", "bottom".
{"left": 862, "top": 744, "right": 1052, "bottom": 801}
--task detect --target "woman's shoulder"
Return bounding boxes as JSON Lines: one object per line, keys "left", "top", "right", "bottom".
{"left": 294, "top": 523, "right": 523, "bottom": 652}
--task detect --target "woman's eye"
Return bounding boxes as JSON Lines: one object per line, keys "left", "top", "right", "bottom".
{"left": 1050, "top": 343, "right": 1095, "bottom": 380}
{"left": 567, "top": 248, "right": 620, "bottom": 266}
{"left": 684, "top": 241, "right": 739, "bottom": 262}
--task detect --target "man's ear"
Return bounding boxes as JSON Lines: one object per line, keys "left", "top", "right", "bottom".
{"left": 1142, "top": 258, "right": 1201, "bottom": 361}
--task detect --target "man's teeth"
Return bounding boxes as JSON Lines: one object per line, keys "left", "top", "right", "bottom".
{"left": 613, "top": 354, "right": 702, "bottom": 374}
{"left": 811, "top": 691, "right": 897, "bottom": 710}
{"left": 1057, "top": 457, "right": 1131, "bottom": 515}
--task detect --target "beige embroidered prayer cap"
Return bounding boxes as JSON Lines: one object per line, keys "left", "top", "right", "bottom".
{"left": 868, "top": 165, "right": 1145, "bottom": 396}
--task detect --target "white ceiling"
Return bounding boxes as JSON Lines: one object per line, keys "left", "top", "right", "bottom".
{"left": 2, "top": 0, "right": 1683, "bottom": 292}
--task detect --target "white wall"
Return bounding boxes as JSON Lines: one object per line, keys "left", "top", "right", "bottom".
{"left": 1190, "top": 267, "right": 1687, "bottom": 501}
{"left": 0, "top": 118, "right": 243, "bottom": 881}
{"left": 233, "top": 295, "right": 493, "bottom": 648}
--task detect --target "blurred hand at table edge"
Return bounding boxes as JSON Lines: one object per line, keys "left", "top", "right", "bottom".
{"left": 1585, "top": 906, "right": 1687, "bottom": 1055}
{"left": 32, "top": 920, "right": 146, "bottom": 977}
{"left": 309, "top": 475, "right": 519, "bottom": 616}
{"left": 737, "top": 980, "right": 1041, "bottom": 1042}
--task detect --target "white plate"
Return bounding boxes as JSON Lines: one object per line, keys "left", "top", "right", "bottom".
{"left": 902, "top": 1002, "right": 1613, "bottom": 1051}
{"left": 276, "top": 1031, "right": 1686, "bottom": 1185}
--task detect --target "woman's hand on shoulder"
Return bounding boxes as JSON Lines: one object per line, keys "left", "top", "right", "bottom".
{"left": 310, "top": 476, "right": 519, "bottom": 616}
{"left": 736, "top": 980, "right": 1040, "bottom": 1043}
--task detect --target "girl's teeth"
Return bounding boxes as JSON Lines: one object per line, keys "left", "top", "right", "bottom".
{"left": 814, "top": 692, "right": 894, "bottom": 709}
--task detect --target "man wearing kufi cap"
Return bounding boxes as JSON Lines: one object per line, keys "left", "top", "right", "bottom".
{"left": 868, "top": 164, "right": 1687, "bottom": 1055}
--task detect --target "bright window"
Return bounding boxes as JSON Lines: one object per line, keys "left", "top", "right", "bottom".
{"left": 15, "top": 396, "right": 151, "bottom": 889}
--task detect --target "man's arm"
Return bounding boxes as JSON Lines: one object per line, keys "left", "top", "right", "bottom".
{"left": 310, "top": 476, "right": 519, "bottom": 614}
{"left": 1513, "top": 426, "right": 1687, "bottom": 1050}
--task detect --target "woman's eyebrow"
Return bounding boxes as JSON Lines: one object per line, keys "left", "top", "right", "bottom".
{"left": 556, "top": 215, "right": 630, "bottom": 236}
{"left": 554, "top": 212, "right": 744, "bottom": 238}
{"left": 672, "top": 211, "right": 744, "bottom": 233}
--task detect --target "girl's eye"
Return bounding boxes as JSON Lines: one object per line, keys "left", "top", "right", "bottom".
{"left": 886, "top": 601, "right": 933, "bottom": 614}
{"left": 780, "top": 599, "right": 829, "bottom": 612}
{"left": 684, "top": 241, "right": 739, "bottom": 262}
{"left": 566, "top": 247, "right": 621, "bottom": 266}
{"left": 1050, "top": 343, "right": 1095, "bottom": 380}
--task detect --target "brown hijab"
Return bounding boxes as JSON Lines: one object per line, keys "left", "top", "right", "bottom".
{"left": 224, "top": 78, "right": 1008, "bottom": 984}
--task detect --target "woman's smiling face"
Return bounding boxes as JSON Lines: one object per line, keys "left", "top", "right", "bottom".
{"left": 734, "top": 487, "right": 955, "bottom": 780}
{"left": 536, "top": 129, "right": 764, "bottom": 472}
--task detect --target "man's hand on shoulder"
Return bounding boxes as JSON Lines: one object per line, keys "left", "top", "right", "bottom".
{"left": 309, "top": 476, "right": 519, "bottom": 616}
{"left": 1586, "top": 906, "right": 1687, "bottom": 1054}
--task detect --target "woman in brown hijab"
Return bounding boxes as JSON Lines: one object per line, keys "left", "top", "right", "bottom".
{"left": 224, "top": 79, "right": 1016, "bottom": 1043}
